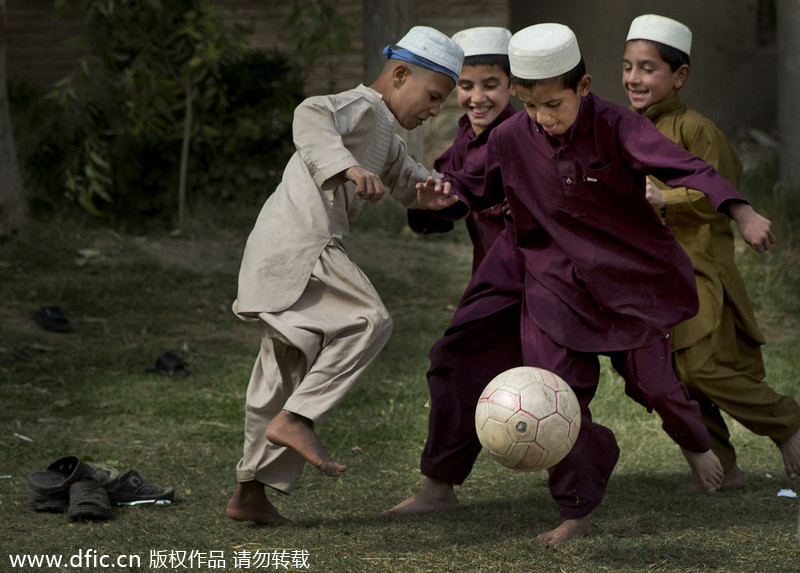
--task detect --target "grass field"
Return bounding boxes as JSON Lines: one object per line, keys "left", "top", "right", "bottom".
{"left": 1, "top": 188, "right": 799, "bottom": 572}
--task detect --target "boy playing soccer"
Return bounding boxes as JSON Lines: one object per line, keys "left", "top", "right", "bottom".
{"left": 386, "top": 27, "right": 526, "bottom": 515}
{"left": 418, "top": 23, "right": 775, "bottom": 546}
{"left": 622, "top": 13, "right": 800, "bottom": 490}
{"left": 408, "top": 26, "right": 516, "bottom": 271}
{"left": 225, "top": 26, "right": 463, "bottom": 524}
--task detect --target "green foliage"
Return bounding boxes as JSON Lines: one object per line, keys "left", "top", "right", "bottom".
{"left": 10, "top": 0, "right": 304, "bottom": 225}
{"left": 200, "top": 50, "right": 305, "bottom": 203}
{"left": 277, "top": 0, "right": 354, "bottom": 69}
{"left": 741, "top": 152, "right": 800, "bottom": 245}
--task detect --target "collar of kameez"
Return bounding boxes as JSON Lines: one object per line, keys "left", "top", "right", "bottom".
{"left": 640, "top": 93, "right": 685, "bottom": 123}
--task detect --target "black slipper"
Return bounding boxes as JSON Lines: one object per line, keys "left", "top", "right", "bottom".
{"left": 67, "top": 479, "right": 112, "bottom": 520}
{"left": 145, "top": 350, "right": 190, "bottom": 377}
{"left": 26, "top": 456, "right": 96, "bottom": 512}
{"left": 32, "top": 306, "right": 74, "bottom": 332}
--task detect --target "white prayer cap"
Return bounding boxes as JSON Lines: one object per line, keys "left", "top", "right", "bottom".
{"left": 626, "top": 14, "right": 692, "bottom": 56}
{"left": 508, "top": 24, "right": 581, "bottom": 80}
{"left": 452, "top": 27, "right": 512, "bottom": 57}
{"left": 395, "top": 26, "right": 464, "bottom": 82}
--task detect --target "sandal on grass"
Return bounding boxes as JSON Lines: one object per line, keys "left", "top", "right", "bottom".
{"left": 67, "top": 479, "right": 112, "bottom": 521}
{"left": 87, "top": 462, "right": 121, "bottom": 486}
{"left": 26, "top": 456, "right": 97, "bottom": 512}
{"left": 104, "top": 469, "right": 175, "bottom": 505}
{"left": 145, "top": 350, "right": 190, "bottom": 377}
{"left": 32, "top": 306, "right": 74, "bottom": 333}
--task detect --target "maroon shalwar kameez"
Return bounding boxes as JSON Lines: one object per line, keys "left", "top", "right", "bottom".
{"left": 445, "top": 92, "right": 751, "bottom": 519}
{"left": 408, "top": 105, "right": 527, "bottom": 485}
{"left": 420, "top": 226, "right": 525, "bottom": 484}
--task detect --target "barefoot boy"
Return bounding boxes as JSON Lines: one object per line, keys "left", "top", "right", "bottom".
{"left": 385, "top": 26, "right": 526, "bottom": 515}
{"left": 622, "top": 13, "right": 800, "bottom": 489}
{"left": 225, "top": 26, "right": 463, "bottom": 524}
{"left": 419, "top": 23, "right": 775, "bottom": 546}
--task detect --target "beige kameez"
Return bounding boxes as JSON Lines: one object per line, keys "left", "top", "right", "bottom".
{"left": 233, "top": 85, "right": 432, "bottom": 492}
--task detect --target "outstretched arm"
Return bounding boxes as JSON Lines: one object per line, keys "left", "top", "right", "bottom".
{"left": 416, "top": 176, "right": 460, "bottom": 211}
{"left": 727, "top": 201, "right": 776, "bottom": 253}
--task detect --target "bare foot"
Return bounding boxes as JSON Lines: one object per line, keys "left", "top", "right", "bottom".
{"left": 681, "top": 448, "right": 724, "bottom": 494}
{"left": 677, "top": 465, "right": 745, "bottom": 493}
{"left": 536, "top": 517, "right": 592, "bottom": 547}
{"left": 380, "top": 478, "right": 459, "bottom": 515}
{"left": 266, "top": 410, "right": 347, "bottom": 477}
{"left": 226, "top": 481, "right": 291, "bottom": 525}
{"left": 780, "top": 427, "right": 800, "bottom": 479}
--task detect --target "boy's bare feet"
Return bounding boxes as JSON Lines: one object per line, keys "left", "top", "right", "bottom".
{"left": 226, "top": 481, "right": 291, "bottom": 524}
{"left": 677, "top": 465, "right": 745, "bottom": 493}
{"left": 266, "top": 410, "right": 347, "bottom": 477}
{"left": 536, "top": 517, "right": 592, "bottom": 547}
{"left": 380, "top": 477, "right": 459, "bottom": 515}
{"left": 780, "top": 427, "right": 800, "bottom": 479}
{"left": 681, "top": 448, "right": 724, "bottom": 494}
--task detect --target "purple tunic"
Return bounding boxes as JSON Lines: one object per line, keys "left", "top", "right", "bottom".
{"left": 408, "top": 104, "right": 517, "bottom": 272}
{"left": 449, "top": 92, "right": 749, "bottom": 353}
{"left": 413, "top": 105, "right": 524, "bottom": 484}
{"left": 431, "top": 92, "right": 726, "bottom": 519}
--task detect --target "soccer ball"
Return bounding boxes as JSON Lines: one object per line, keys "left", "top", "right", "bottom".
{"left": 475, "top": 366, "right": 581, "bottom": 472}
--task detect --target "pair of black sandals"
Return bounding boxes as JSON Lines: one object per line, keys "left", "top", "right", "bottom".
{"left": 26, "top": 456, "right": 175, "bottom": 521}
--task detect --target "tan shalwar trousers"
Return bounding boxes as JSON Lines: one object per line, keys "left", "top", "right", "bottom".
{"left": 673, "top": 294, "right": 800, "bottom": 472}
{"left": 236, "top": 241, "right": 393, "bottom": 493}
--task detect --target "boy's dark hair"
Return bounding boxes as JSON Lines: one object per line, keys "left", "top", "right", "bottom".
{"left": 463, "top": 54, "right": 511, "bottom": 78}
{"left": 632, "top": 39, "right": 691, "bottom": 70}
{"left": 510, "top": 58, "right": 586, "bottom": 91}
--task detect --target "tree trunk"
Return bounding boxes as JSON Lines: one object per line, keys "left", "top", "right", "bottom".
{"left": 777, "top": 0, "right": 800, "bottom": 186}
{"left": 362, "top": 0, "right": 412, "bottom": 85}
{"left": 361, "top": 0, "right": 424, "bottom": 162}
{"left": 0, "top": 0, "right": 28, "bottom": 238}
{"left": 178, "top": 86, "right": 192, "bottom": 229}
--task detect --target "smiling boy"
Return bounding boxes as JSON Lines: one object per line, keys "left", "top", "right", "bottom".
{"left": 386, "top": 27, "right": 526, "bottom": 516}
{"left": 408, "top": 27, "right": 516, "bottom": 269}
{"left": 622, "top": 14, "right": 800, "bottom": 490}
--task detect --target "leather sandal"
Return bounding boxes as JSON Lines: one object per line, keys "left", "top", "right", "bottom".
{"left": 67, "top": 479, "right": 112, "bottom": 521}
{"left": 32, "top": 306, "right": 74, "bottom": 332}
{"left": 26, "top": 456, "right": 97, "bottom": 512}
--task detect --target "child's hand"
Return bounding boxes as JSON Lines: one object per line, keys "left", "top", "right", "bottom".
{"left": 417, "top": 176, "right": 459, "bottom": 210}
{"left": 346, "top": 166, "right": 385, "bottom": 204}
{"left": 645, "top": 177, "right": 665, "bottom": 209}
{"left": 492, "top": 198, "right": 511, "bottom": 217}
{"left": 729, "top": 202, "right": 776, "bottom": 253}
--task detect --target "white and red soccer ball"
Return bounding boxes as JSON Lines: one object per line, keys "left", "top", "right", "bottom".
{"left": 475, "top": 366, "right": 581, "bottom": 472}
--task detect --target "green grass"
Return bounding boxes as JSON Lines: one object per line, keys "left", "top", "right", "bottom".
{"left": 1, "top": 196, "right": 799, "bottom": 573}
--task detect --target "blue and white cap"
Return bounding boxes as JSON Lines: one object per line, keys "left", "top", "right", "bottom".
{"left": 384, "top": 26, "right": 464, "bottom": 83}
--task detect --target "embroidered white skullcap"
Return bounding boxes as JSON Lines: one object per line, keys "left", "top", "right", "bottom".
{"left": 452, "top": 27, "right": 512, "bottom": 57}
{"left": 508, "top": 24, "right": 581, "bottom": 80}
{"left": 626, "top": 14, "right": 692, "bottom": 56}
{"left": 395, "top": 26, "right": 464, "bottom": 81}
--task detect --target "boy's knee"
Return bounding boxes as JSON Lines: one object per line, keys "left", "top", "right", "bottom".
{"left": 374, "top": 311, "right": 393, "bottom": 339}
{"left": 361, "top": 306, "right": 393, "bottom": 342}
